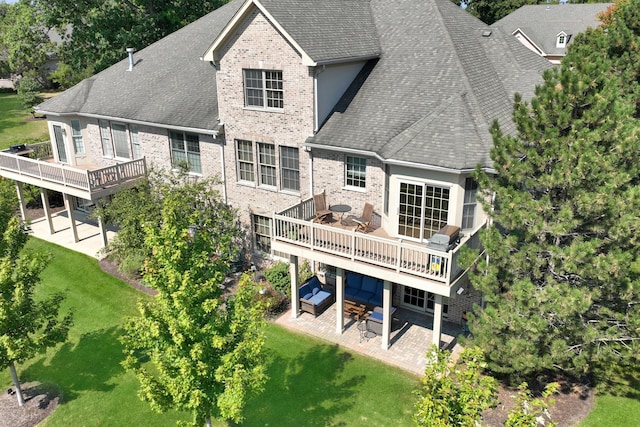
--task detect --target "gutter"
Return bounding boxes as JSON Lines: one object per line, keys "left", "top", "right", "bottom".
{"left": 303, "top": 142, "right": 495, "bottom": 175}
{"left": 36, "top": 110, "right": 223, "bottom": 137}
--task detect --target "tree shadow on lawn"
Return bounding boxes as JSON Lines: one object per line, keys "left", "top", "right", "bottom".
{"left": 22, "top": 326, "right": 125, "bottom": 403}
{"left": 241, "top": 343, "right": 366, "bottom": 426}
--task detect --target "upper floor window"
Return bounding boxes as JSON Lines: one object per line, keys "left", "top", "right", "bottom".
{"left": 236, "top": 139, "right": 254, "bottom": 182}
{"left": 99, "top": 120, "right": 139, "bottom": 160}
{"left": 170, "top": 131, "right": 201, "bottom": 174}
{"left": 280, "top": 146, "right": 300, "bottom": 192}
{"left": 70, "top": 119, "right": 85, "bottom": 154}
{"left": 462, "top": 178, "right": 478, "bottom": 230}
{"left": 556, "top": 32, "right": 568, "bottom": 48}
{"left": 130, "top": 124, "right": 142, "bottom": 159}
{"left": 235, "top": 139, "right": 300, "bottom": 193}
{"left": 258, "top": 143, "right": 276, "bottom": 187}
{"left": 345, "top": 155, "right": 366, "bottom": 189}
{"left": 244, "top": 69, "right": 283, "bottom": 109}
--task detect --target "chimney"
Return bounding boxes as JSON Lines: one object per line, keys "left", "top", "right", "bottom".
{"left": 126, "top": 47, "right": 135, "bottom": 71}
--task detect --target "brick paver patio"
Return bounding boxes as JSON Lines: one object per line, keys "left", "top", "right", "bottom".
{"left": 274, "top": 303, "right": 464, "bottom": 376}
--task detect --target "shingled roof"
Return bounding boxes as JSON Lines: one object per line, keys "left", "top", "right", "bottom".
{"left": 494, "top": 3, "right": 612, "bottom": 57}
{"left": 38, "top": 0, "right": 551, "bottom": 170}
{"left": 307, "top": 0, "right": 551, "bottom": 170}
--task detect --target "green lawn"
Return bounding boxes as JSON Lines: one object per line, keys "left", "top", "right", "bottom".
{"left": 0, "top": 92, "right": 51, "bottom": 149}
{"left": 1, "top": 239, "right": 419, "bottom": 426}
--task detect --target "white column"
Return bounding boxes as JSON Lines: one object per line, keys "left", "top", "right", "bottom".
{"left": 40, "top": 188, "right": 54, "bottom": 234}
{"left": 63, "top": 193, "right": 79, "bottom": 243}
{"left": 381, "top": 280, "right": 392, "bottom": 349}
{"left": 15, "top": 181, "right": 26, "bottom": 221}
{"left": 289, "top": 255, "right": 299, "bottom": 318}
{"left": 432, "top": 294, "right": 443, "bottom": 349}
{"left": 336, "top": 268, "right": 345, "bottom": 334}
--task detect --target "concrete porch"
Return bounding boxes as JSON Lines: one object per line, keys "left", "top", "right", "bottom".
{"left": 274, "top": 303, "right": 463, "bottom": 376}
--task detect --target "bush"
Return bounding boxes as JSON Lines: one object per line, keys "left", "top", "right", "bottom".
{"left": 264, "top": 261, "right": 290, "bottom": 295}
{"left": 118, "top": 253, "right": 146, "bottom": 279}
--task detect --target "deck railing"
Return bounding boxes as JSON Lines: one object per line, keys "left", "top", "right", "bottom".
{"left": 0, "top": 149, "right": 146, "bottom": 194}
{"left": 274, "top": 198, "right": 484, "bottom": 285}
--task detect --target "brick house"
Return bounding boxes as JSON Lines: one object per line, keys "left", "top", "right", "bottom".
{"left": 0, "top": 0, "right": 550, "bottom": 350}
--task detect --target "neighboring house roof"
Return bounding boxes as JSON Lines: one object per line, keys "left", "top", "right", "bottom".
{"left": 493, "top": 3, "right": 612, "bottom": 58}
{"left": 38, "top": 0, "right": 551, "bottom": 170}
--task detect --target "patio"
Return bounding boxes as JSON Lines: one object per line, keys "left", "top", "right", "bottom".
{"left": 274, "top": 302, "right": 463, "bottom": 376}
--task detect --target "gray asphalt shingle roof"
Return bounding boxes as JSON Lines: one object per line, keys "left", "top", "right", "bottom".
{"left": 308, "top": 0, "right": 551, "bottom": 170}
{"left": 493, "top": 3, "right": 612, "bottom": 56}
{"left": 39, "top": 0, "right": 551, "bottom": 170}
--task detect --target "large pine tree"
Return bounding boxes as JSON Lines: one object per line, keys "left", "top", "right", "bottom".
{"left": 468, "top": 0, "right": 640, "bottom": 385}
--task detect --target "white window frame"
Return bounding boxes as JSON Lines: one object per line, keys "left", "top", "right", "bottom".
{"left": 70, "top": 119, "right": 85, "bottom": 154}
{"left": 258, "top": 142, "right": 277, "bottom": 188}
{"left": 130, "top": 124, "right": 142, "bottom": 159}
{"left": 170, "top": 131, "right": 201, "bottom": 174}
{"left": 243, "top": 69, "right": 283, "bottom": 110}
{"left": 99, "top": 120, "right": 138, "bottom": 160}
{"left": 236, "top": 139, "right": 255, "bottom": 183}
{"left": 99, "top": 120, "right": 113, "bottom": 158}
{"left": 111, "top": 123, "right": 131, "bottom": 159}
{"left": 345, "top": 155, "right": 367, "bottom": 189}
{"left": 462, "top": 178, "right": 478, "bottom": 230}
{"left": 397, "top": 180, "right": 451, "bottom": 242}
{"left": 253, "top": 214, "right": 272, "bottom": 253}
{"left": 280, "top": 146, "right": 300, "bottom": 192}
{"left": 556, "top": 31, "right": 568, "bottom": 48}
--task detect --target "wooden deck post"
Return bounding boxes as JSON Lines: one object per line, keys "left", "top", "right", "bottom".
{"left": 289, "top": 255, "right": 299, "bottom": 318}
{"left": 432, "top": 294, "right": 443, "bottom": 349}
{"left": 40, "top": 188, "right": 55, "bottom": 234}
{"left": 381, "top": 280, "right": 392, "bottom": 349}
{"left": 335, "top": 268, "right": 345, "bottom": 334}
{"left": 15, "top": 181, "right": 27, "bottom": 221}
{"left": 63, "top": 193, "right": 79, "bottom": 243}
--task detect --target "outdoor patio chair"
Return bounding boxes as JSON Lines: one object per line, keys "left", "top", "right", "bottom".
{"left": 350, "top": 202, "right": 374, "bottom": 233}
{"left": 313, "top": 192, "right": 333, "bottom": 223}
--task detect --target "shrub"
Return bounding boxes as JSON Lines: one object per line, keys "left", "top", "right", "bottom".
{"left": 16, "top": 75, "right": 43, "bottom": 108}
{"left": 118, "top": 253, "right": 146, "bottom": 279}
{"left": 263, "top": 261, "right": 290, "bottom": 295}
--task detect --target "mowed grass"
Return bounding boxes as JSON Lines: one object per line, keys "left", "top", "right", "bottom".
{"left": 1, "top": 239, "right": 418, "bottom": 426}
{"left": 0, "top": 92, "right": 51, "bottom": 149}
{"left": 579, "top": 393, "right": 640, "bottom": 427}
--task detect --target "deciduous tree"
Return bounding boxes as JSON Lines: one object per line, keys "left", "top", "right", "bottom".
{"left": 120, "top": 182, "right": 267, "bottom": 426}
{"left": 0, "top": 183, "right": 73, "bottom": 407}
{"left": 467, "top": 0, "right": 640, "bottom": 385}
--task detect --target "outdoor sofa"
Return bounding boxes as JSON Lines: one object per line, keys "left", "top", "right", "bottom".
{"left": 299, "top": 276, "right": 334, "bottom": 316}
{"left": 345, "top": 272, "right": 383, "bottom": 307}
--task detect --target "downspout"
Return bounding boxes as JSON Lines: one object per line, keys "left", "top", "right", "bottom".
{"left": 219, "top": 133, "right": 227, "bottom": 204}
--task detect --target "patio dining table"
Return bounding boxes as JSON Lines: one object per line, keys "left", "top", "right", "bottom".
{"left": 330, "top": 204, "right": 352, "bottom": 226}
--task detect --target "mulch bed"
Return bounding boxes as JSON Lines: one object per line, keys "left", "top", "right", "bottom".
{"left": 0, "top": 383, "right": 59, "bottom": 427}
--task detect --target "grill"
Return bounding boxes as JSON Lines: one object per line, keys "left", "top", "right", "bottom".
{"left": 426, "top": 225, "right": 461, "bottom": 252}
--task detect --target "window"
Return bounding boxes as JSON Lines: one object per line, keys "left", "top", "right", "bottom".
{"left": 462, "top": 178, "right": 478, "bottom": 229}
{"left": 398, "top": 182, "right": 450, "bottom": 241}
{"left": 130, "top": 124, "right": 141, "bottom": 159}
{"left": 99, "top": 121, "right": 140, "bottom": 160}
{"left": 100, "top": 120, "right": 113, "bottom": 157}
{"left": 253, "top": 214, "right": 272, "bottom": 253}
{"left": 237, "top": 140, "right": 301, "bottom": 193}
{"left": 556, "top": 32, "right": 568, "bottom": 48}
{"left": 258, "top": 143, "right": 276, "bottom": 187}
{"left": 236, "top": 139, "right": 254, "bottom": 182}
{"left": 280, "top": 146, "right": 299, "bottom": 191}
{"left": 70, "top": 119, "right": 84, "bottom": 154}
{"left": 345, "top": 156, "right": 366, "bottom": 188}
{"left": 112, "top": 123, "right": 130, "bottom": 159}
{"left": 244, "top": 69, "right": 283, "bottom": 109}
{"left": 170, "top": 131, "right": 201, "bottom": 173}
{"left": 402, "top": 287, "right": 448, "bottom": 317}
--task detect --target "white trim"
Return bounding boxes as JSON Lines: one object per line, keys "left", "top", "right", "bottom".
{"left": 510, "top": 28, "right": 546, "bottom": 56}
{"left": 36, "top": 111, "right": 222, "bottom": 138}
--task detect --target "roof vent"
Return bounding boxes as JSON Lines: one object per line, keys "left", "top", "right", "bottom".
{"left": 126, "top": 47, "right": 135, "bottom": 71}
{"left": 482, "top": 30, "right": 492, "bottom": 37}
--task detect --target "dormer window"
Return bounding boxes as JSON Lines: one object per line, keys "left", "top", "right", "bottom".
{"left": 556, "top": 32, "right": 568, "bottom": 48}
{"left": 243, "top": 69, "right": 283, "bottom": 110}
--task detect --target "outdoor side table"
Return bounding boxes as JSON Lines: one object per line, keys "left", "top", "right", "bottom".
{"left": 330, "top": 204, "right": 352, "bottom": 226}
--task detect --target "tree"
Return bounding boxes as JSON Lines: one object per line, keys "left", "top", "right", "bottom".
{"left": 0, "top": 0, "right": 52, "bottom": 78}
{"left": 120, "top": 181, "right": 267, "bottom": 426}
{"left": 413, "top": 346, "right": 498, "bottom": 426}
{"left": 0, "top": 182, "right": 73, "bottom": 407}
{"left": 34, "top": 0, "right": 228, "bottom": 78}
{"left": 16, "top": 73, "right": 43, "bottom": 109}
{"left": 467, "top": 0, "right": 640, "bottom": 384}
